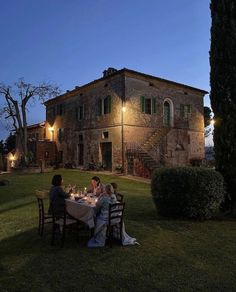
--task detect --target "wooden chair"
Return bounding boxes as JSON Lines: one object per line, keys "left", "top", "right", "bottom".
{"left": 116, "top": 192, "right": 124, "bottom": 202}
{"left": 35, "top": 190, "right": 52, "bottom": 236}
{"left": 107, "top": 202, "right": 125, "bottom": 247}
{"left": 51, "top": 202, "right": 79, "bottom": 248}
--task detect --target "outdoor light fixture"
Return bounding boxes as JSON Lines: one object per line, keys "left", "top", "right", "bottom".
{"left": 210, "top": 119, "right": 215, "bottom": 126}
{"left": 48, "top": 127, "right": 54, "bottom": 141}
{"left": 122, "top": 106, "right": 126, "bottom": 112}
{"left": 9, "top": 152, "right": 16, "bottom": 167}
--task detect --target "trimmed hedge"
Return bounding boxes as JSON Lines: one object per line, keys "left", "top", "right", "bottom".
{"left": 151, "top": 167, "right": 225, "bottom": 220}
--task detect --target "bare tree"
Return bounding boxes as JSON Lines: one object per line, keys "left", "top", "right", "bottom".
{"left": 0, "top": 78, "right": 60, "bottom": 160}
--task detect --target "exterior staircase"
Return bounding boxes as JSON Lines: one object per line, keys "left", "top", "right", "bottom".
{"left": 142, "top": 127, "right": 170, "bottom": 153}
{"left": 126, "top": 127, "right": 170, "bottom": 172}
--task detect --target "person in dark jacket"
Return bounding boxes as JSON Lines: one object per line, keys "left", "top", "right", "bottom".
{"left": 48, "top": 174, "right": 71, "bottom": 215}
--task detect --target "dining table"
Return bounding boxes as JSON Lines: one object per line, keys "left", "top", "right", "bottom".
{"left": 65, "top": 194, "right": 97, "bottom": 228}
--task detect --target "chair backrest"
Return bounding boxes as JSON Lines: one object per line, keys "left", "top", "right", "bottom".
{"left": 35, "top": 190, "right": 48, "bottom": 216}
{"left": 108, "top": 202, "right": 125, "bottom": 226}
{"left": 116, "top": 193, "right": 124, "bottom": 202}
{"left": 35, "top": 190, "right": 49, "bottom": 199}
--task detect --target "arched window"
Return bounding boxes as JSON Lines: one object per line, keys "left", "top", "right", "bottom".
{"left": 163, "top": 98, "right": 174, "bottom": 127}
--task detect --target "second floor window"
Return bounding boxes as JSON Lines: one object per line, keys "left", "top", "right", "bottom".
{"left": 76, "top": 105, "right": 84, "bottom": 120}
{"left": 180, "top": 104, "right": 192, "bottom": 119}
{"left": 57, "top": 103, "right": 66, "bottom": 116}
{"left": 58, "top": 128, "right": 64, "bottom": 143}
{"left": 140, "top": 96, "right": 157, "bottom": 114}
{"left": 46, "top": 106, "right": 56, "bottom": 119}
{"left": 97, "top": 96, "right": 112, "bottom": 116}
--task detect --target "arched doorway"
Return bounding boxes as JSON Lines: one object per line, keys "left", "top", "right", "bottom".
{"left": 163, "top": 99, "right": 173, "bottom": 127}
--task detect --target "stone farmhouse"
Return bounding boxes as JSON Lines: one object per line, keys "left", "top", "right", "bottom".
{"left": 29, "top": 68, "right": 207, "bottom": 178}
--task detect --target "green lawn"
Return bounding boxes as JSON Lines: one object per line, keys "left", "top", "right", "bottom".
{"left": 0, "top": 170, "right": 236, "bottom": 291}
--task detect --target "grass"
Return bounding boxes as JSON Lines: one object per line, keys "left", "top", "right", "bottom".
{"left": 0, "top": 169, "right": 236, "bottom": 291}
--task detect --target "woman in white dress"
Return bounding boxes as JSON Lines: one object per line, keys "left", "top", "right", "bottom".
{"left": 88, "top": 184, "right": 138, "bottom": 247}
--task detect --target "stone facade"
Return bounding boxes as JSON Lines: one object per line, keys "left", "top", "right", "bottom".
{"left": 31, "top": 68, "right": 207, "bottom": 178}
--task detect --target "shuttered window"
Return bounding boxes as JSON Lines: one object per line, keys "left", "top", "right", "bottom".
{"left": 97, "top": 96, "right": 112, "bottom": 115}
{"left": 140, "top": 96, "right": 157, "bottom": 115}
{"left": 57, "top": 103, "right": 65, "bottom": 116}
{"left": 180, "top": 104, "right": 192, "bottom": 119}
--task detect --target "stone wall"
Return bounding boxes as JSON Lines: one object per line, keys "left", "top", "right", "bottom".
{"left": 41, "top": 69, "right": 206, "bottom": 176}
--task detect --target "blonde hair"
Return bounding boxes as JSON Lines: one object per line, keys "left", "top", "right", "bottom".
{"left": 105, "top": 184, "right": 114, "bottom": 194}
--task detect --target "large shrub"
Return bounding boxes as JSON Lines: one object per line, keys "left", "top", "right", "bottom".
{"left": 151, "top": 167, "right": 225, "bottom": 220}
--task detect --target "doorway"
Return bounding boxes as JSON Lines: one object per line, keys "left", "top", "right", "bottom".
{"left": 77, "top": 144, "right": 84, "bottom": 166}
{"left": 101, "top": 142, "right": 112, "bottom": 170}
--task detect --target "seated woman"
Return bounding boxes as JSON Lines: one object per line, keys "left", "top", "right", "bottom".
{"left": 48, "top": 174, "right": 72, "bottom": 216}
{"left": 110, "top": 182, "right": 124, "bottom": 202}
{"left": 87, "top": 176, "right": 105, "bottom": 196}
{"left": 88, "top": 184, "right": 137, "bottom": 247}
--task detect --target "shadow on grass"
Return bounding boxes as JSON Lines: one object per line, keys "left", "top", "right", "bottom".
{"left": 0, "top": 200, "right": 36, "bottom": 214}
{"left": 1, "top": 225, "right": 236, "bottom": 292}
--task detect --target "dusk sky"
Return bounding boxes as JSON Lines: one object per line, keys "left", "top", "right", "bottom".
{"left": 0, "top": 0, "right": 212, "bottom": 143}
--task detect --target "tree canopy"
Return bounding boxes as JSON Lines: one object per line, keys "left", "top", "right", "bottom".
{"left": 210, "top": 0, "right": 236, "bottom": 210}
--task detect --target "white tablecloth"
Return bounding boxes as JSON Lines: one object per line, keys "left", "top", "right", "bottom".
{"left": 66, "top": 199, "right": 95, "bottom": 228}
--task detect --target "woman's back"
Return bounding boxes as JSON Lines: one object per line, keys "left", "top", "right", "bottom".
{"left": 49, "top": 185, "right": 69, "bottom": 215}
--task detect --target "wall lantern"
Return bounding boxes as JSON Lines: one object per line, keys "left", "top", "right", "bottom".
{"left": 48, "top": 127, "right": 54, "bottom": 141}
{"left": 9, "top": 152, "right": 16, "bottom": 167}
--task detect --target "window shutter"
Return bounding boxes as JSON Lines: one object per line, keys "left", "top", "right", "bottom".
{"left": 97, "top": 99, "right": 102, "bottom": 116}
{"left": 180, "top": 104, "right": 184, "bottom": 117}
{"left": 76, "top": 107, "right": 78, "bottom": 120}
{"left": 57, "top": 104, "right": 60, "bottom": 115}
{"left": 108, "top": 95, "right": 111, "bottom": 113}
{"left": 140, "top": 96, "right": 145, "bottom": 112}
{"left": 188, "top": 104, "right": 192, "bottom": 114}
{"left": 62, "top": 104, "right": 65, "bottom": 115}
{"left": 152, "top": 98, "right": 156, "bottom": 114}
{"left": 83, "top": 104, "right": 86, "bottom": 119}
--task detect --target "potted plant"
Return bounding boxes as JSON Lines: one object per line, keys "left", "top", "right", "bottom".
{"left": 115, "top": 164, "right": 123, "bottom": 174}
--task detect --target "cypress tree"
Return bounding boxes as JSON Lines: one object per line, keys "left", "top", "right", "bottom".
{"left": 210, "top": 0, "right": 236, "bottom": 210}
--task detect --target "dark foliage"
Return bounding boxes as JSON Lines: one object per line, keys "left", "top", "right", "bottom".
{"left": 210, "top": 0, "right": 236, "bottom": 210}
{"left": 4, "top": 133, "right": 16, "bottom": 153}
{"left": 204, "top": 106, "right": 212, "bottom": 128}
{"left": 151, "top": 167, "right": 224, "bottom": 220}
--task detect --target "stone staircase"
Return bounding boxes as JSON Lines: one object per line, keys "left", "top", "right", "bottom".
{"left": 142, "top": 127, "right": 170, "bottom": 153}
{"left": 126, "top": 127, "right": 170, "bottom": 172}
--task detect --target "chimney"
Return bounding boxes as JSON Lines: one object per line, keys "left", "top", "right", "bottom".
{"left": 103, "top": 67, "right": 118, "bottom": 77}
